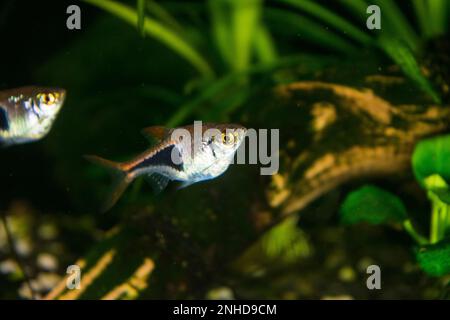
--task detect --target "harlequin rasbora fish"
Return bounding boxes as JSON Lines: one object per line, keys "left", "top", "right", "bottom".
{"left": 0, "top": 86, "right": 66, "bottom": 146}
{"left": 85, "top": 123, "right": 247, "bottom": 212}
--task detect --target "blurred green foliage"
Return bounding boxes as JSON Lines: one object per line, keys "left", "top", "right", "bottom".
{"left": 413, "top": 135, "right": 450, "bottom": 186}
{"left": 340, "top": 185, "right": 407, "bottom": 225}
{"left": 82, "top": 0, "right": 448, "bottom": 123}
{"left": 340, "top": 134, "right": 450, "bottom": 276}
{"left": 416, "top": 240, "right": 450, "bottom": 276}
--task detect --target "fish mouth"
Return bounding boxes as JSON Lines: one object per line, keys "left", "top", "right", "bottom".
{"left": 235, "top": 127, "right": 247, "bottom": 140}
{"left": 52, "top": 88, "right": 67, "bottom": 112}
{"left": 59, "top": 89, "right": 67, "bottom": 105}
{"left": 227, "top": 125, "right": 247, "bottom": 146}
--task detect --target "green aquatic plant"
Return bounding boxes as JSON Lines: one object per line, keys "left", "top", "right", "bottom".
{"left": 379, "top": 36, "right": 441, "bottom": 103}
{"left": 83, "top": 0, "right": 214, "bottom": 79}
{"left": 279, "top": 0, "right": 373, "bottom": 46}
{"left": 277, "top": 0, "right": 444, "bottom": 102}
{"left": 340, "top": 185, "right": 408, "bottom": 226}
{"left": 82, "top": 0, "right": 447, "bottom": 124}
{"left": 340, "top": 134, "right": 450, "bottom": 276}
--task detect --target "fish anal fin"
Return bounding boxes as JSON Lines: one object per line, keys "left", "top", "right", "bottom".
{"left": 141, "top": 126, "right": 170, "bottom": 143}
{"left": 145, "top": 173, "right": 170, "bottom": 194}
{"left": 178, "top": 180, "right": 196, "bottom": 190}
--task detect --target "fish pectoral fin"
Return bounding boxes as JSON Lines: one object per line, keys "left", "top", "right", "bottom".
{"left": 145, "top": 173, "right": 170, "bottom": 194}
{"left": 141, "top": 126, "right": 171, "bottom": 144}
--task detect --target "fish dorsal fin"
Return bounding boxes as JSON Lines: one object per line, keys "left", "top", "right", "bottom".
{"left": 145, "top": 173, "right": 170, "bottom": 194}
{"left": 141, "top": 126, "right": 170, "bottom": 143}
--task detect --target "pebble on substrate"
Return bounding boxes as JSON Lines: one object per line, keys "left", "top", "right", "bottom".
{"left": 37, "top": 253, "right": 58, "bottom": 271}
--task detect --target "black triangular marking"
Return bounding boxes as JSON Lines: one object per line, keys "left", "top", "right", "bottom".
{"left": 133, "top": 144, "right": 183, "bottom": 172}
{"left": 0, "top": 108, "right": 9, "bottom": 131}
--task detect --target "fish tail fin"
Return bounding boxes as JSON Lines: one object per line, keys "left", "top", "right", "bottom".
{"left": 84, "top": 155, "right": 133, "bottom": 213}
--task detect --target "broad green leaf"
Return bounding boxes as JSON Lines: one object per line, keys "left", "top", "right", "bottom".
{"left": 379, "top": 37, "right": 440, "bottom": 103}
{"left": 340, "top": 185, "right": 407, "bottom": 225}
{"left": 412, "top": 134, "right": 450, "bottom": 186}
{"left": 416, "top": 239, "right": 450, "bottom": 276}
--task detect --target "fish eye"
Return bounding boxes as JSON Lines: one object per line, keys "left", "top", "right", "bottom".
{"left": 222, "top": 132, "right": 235, "bottom": 145}
{"left": 39, "top": 93, "right": 56, "bottom": 105}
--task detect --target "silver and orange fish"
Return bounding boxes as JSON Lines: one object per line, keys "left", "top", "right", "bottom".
{"left": 86, "top": 123, "right": 247, "bottom": 212}
{"left": 0, "top": 86, "right": 66, "bottom": 146}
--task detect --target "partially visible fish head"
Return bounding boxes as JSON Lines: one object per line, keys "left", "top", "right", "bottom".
{"left": 208, "top": 123, "right": 247, "bottom": 159}
{"left": 17, "top": 87, "right": 66, "bottom": 142}
{"left": 1, "top": 86, "right": 67, "bottom": 145}
{"left": 33, "top": 87, "right": 66, "bottom": 122}
{"left": 196, "top": 123, "right": 247, "bottom": 175}
{"left": 169, "top": 123, "right": 247, "bottom": 180}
